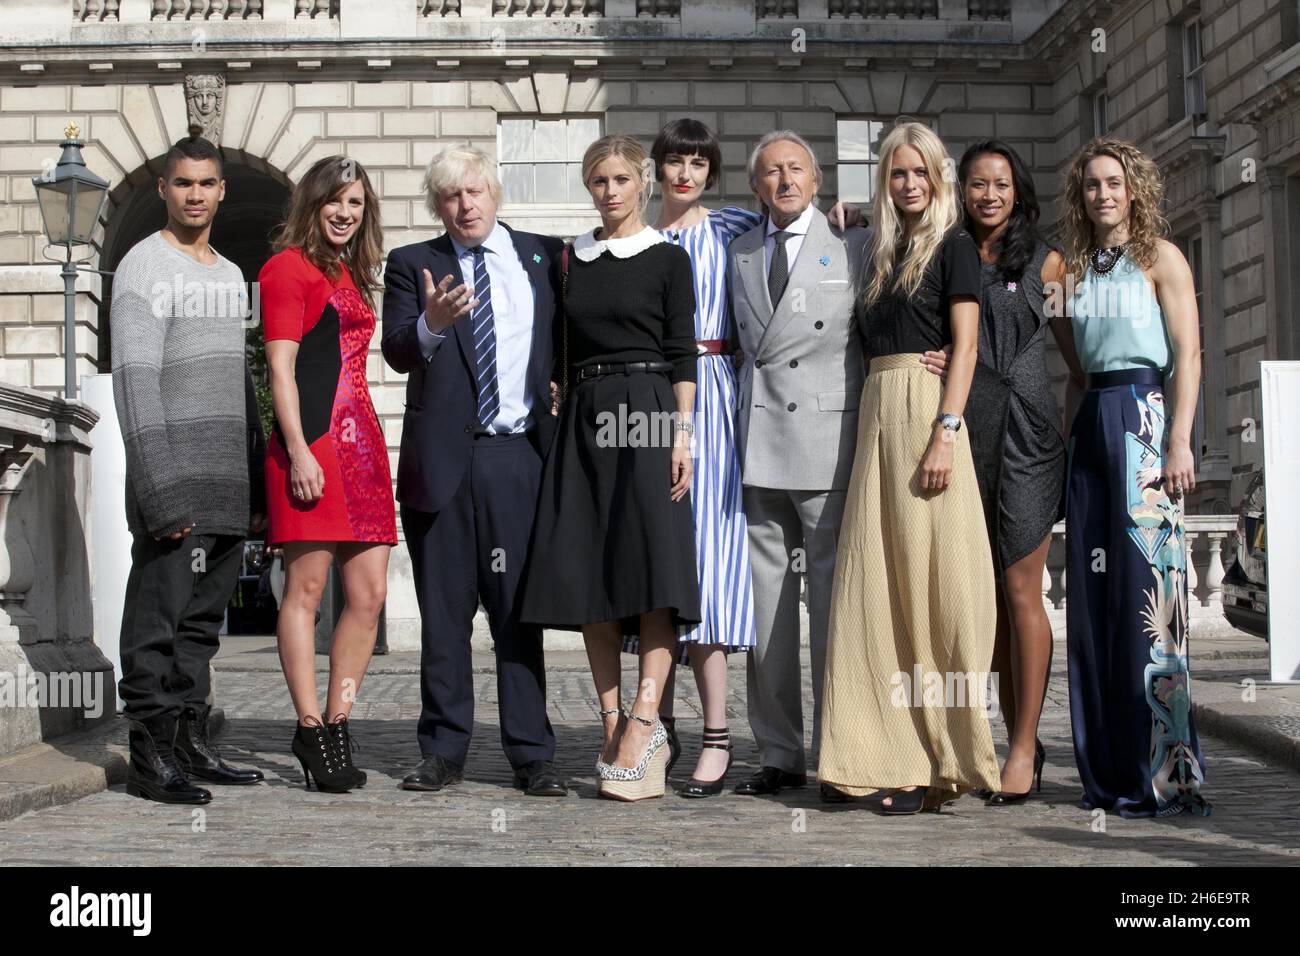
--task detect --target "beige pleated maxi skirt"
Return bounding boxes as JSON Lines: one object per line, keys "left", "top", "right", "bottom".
{"left": 817, "top": 354, "right": 1001, "bottom": 798}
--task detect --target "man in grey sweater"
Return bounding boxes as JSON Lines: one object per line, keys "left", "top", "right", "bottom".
{"left": 111, "top": 136, "right": 265, "bottom": 804}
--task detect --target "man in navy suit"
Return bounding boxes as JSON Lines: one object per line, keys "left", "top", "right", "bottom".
{"left": 381, "top": 146, "right": 564, "bottom": 796}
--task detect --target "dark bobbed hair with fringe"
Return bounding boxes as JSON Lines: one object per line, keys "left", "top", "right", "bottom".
{"left": 651, "top": 118, "right": 723, "bottom": 191}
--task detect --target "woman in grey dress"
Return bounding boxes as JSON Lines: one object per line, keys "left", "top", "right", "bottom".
{"left": 931, "top": 140, "right": 1081, "bottom": 805}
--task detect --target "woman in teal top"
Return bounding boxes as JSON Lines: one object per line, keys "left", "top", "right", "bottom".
{"left": 1055, "top": 138, "right": 1210, "bottom": 818}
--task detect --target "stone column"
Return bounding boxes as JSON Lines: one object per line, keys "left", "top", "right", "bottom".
{"left": 0, "top": 383, "right": 116, "bottom": 758}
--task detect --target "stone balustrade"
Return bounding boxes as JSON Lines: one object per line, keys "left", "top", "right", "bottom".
{"left": 826, "top": 1, "right": 940, "bottom": 17}
{"left": 0, "top": 383, "right": 115, "bottom": 758}
{"left": 1041, "top": 515, "right": 1238, "bottom": 625}
{"left": 55, "top": 0, "right": 1033, "bottom": 32}
{"left": 73, "top": 0, "right": 325, "bottom": 18}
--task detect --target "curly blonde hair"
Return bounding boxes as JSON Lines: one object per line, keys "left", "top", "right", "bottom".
{"left": 1060, "top": 138, "right": 1168, "bottom": 282}
{"left": 862, "top": 122, "right": 961, "bottom": 310}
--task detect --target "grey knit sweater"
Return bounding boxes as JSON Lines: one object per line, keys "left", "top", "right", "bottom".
{"left": 111, "top": 230, "right": 253, "bottom": 538}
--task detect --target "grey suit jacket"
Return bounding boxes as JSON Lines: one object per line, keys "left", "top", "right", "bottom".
{"left": 728, "top": 207, "right": 871, "bottom": 491}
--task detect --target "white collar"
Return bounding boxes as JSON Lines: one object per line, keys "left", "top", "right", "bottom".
{"left": 765, "top": 204, "right": 816, "bottom": 239}
{"left": 450, "top": 220, "right": 510, "bottom": 260}
{"left": 572, "top": 226, "right": 665, "bottom": 262}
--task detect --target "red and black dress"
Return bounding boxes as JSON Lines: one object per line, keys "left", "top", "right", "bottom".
{"left": 259, "top": 247, "right": 397, "bottom": 547}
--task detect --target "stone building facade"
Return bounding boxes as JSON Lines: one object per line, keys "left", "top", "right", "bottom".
{"left": 1, "top": 0, "right": 1295, "bottom": 648}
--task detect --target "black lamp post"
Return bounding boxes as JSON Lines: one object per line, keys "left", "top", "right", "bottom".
{"left": 32, "top": 122, "right": 110, "bottom": 401}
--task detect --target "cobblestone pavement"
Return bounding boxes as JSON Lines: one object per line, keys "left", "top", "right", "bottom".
{"left": 1, "top": 640, "right": 1297, "bottom": 866}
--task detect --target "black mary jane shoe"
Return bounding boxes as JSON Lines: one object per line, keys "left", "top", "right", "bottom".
{"left": 678, "top": 727, "right": 733, "bottom": 798}
{"left": 514, "top": 760, "right": 569, "bottom": 797}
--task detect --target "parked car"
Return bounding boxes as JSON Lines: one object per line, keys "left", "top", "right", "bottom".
{"left": 1222, "top": 469, "right": 1267, "bottom": 640}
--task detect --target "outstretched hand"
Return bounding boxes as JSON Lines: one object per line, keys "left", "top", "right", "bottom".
{"left": 422, "top": 269, "right": 478, "bottom": 335}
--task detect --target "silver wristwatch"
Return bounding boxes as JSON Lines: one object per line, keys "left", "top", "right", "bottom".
{"left": 936, "top": 413, "right": 961, "bottom": 432}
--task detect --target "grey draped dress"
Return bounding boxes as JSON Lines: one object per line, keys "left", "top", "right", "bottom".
{"left": 966, "top": 239, "right": 1066, "bottom": 573}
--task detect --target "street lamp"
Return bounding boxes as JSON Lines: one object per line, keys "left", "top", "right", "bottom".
{"left": 32, "top": 122, "right": 110, "bottom": 401}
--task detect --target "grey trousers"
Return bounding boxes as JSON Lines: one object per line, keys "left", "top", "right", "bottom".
{"left": 742, "top": 486, "right": 846, "bottom": 776}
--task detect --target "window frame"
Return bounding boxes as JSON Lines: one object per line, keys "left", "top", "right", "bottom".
{"left": 1183, "top": 18, "right": 1208, "bottom": 127}
{"left": 835, "top": 116, "right": 890, "bottom": 207}
{"left": 496, "top": 114, "right": 603, "bottom": 209}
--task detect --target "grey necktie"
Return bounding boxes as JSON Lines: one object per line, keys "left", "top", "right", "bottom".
{"left": 768, "top": 230, "right": 790, "bottom": 308}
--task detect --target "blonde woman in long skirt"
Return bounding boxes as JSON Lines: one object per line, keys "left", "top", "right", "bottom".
{"left": 818, "top": 122, "right": 1001, "bottom": 814}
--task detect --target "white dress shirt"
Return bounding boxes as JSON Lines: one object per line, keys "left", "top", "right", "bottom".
{"left": 763, "top": 203, "right": 816, "bottom": 287}
{"left": 416, "top": 220, "right": 536, "bottom": 435}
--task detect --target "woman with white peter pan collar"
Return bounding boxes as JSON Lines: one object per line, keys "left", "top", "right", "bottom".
{"left": 519, "top": 134, "right": 700, "bottom": 802}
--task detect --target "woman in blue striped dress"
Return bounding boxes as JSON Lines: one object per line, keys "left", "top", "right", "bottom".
{"left": 621, "top": 119, "right": 759, "bottom": 798}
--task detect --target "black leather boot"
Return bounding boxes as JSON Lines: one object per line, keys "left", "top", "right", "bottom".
{"left": 175, "top": 705, "right": 264, "bottom": 785}
{"left": 327, "top": 714, "right": 366, "bottom": 788}
{"left": 126, "top": 715, "right": 213, "bottom": 805}
{"left": 292, "top": 716, "right": 354, "bottom": 793}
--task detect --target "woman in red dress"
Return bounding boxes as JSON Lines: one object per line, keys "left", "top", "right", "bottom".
{"left": 260, "top": 156, "right": 396, "bottom": 793}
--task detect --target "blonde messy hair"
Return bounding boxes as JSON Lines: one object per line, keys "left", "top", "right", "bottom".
{"left": 422, "top": 146, "right": 503, "bottom": 220}
{"left": 1060, "top": 137, "right": 1168, "bottom": 281}
{"left": 862, "top": 122, "right": 961, "bottom": 310}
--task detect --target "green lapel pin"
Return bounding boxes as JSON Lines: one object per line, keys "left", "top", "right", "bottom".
{"left": 532, "top": 253, "right": 542, "bottom": 263}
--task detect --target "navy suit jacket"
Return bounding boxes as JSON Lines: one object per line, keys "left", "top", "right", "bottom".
{"left": 381, "top": 224, "right": 564, "bottom": 515}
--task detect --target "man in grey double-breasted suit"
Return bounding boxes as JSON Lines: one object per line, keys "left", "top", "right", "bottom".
{"left": 728, "top": 130, "right": 870, "bottom": 797}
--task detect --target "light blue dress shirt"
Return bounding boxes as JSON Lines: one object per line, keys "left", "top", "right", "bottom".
{"left": 416, "top": 220, "right": 537, "bottom": 434}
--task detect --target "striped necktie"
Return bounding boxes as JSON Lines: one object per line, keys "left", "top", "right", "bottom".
{"left": 469, "top": 246, "right": 499, "bottom": 429}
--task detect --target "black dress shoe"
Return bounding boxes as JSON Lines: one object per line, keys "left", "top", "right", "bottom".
{"left": 401, "top": 755, "right": 464, "bottom": 792}
{"left": 819, "top": 782, "right": 848, "bottom": 803}
{"left": 126, "top": 716, "right": 212, "bottom": 806}
{"left": 733, "top": 766, "right": 807, "bottom": 796}
{"left": 513, "top": 760, "right": 568, "bottom": 796}
{"left": 175, "top": 706, "right": 264, "bottom": 785}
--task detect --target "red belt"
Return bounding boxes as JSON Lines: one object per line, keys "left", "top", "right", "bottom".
{"left": 696, "top": 339, "right": 731, "bottom": 356}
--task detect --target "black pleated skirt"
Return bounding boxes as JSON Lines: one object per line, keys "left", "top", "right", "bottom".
{"left": 519, "top": 369, "right": 701, "bottom": 632}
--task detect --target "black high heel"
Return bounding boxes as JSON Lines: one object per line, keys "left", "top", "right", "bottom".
{"left": 291, "top": 716, "right": 353, "bottom": 793}
{"left": 879, "top": 786, "right": 950, "bottom": 815}
{"left": 328, "top": 714, "right": 366, "bottom": 789}
{"left": 662, "top": 715, "right": 682, "bottom": 777}
{"left": 987, "top": 738, "right": 1046, "bottom": 806}
{"left": 678, "top": 727, "right": 733, "bottom": 798}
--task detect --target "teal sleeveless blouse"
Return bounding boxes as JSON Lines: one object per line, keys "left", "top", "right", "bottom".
{"left": 1068, "top": 253, "right": 1172, "bottom": 374}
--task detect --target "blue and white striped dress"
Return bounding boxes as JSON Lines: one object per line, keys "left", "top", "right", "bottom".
{"left": 624, "top": 206, "right": 760, "bottom": 660}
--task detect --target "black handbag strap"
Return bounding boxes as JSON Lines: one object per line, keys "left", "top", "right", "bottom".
{"left": 560, "top": 244, "right": 570, "bottom": 407}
